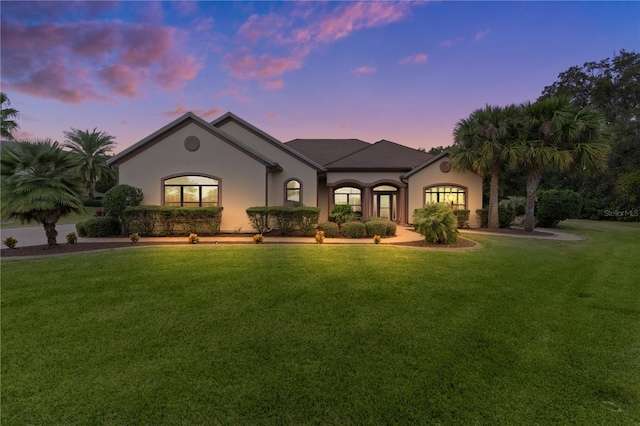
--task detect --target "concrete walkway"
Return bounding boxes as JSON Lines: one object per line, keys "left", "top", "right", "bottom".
{"left": 1, "top": 223, "right": 585, "bottom": 248}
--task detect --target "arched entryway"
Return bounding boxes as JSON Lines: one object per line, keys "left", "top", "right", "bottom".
{"left": 372, "top": 185, "right": 397, "bottom": 220}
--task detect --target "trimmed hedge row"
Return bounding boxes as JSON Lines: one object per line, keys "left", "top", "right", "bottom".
{"left": 76, "top": 217, "right": 120, "bottom": 237}
{"left": 246, "top": 206, "right": 321, "bottom": 236}
{"left": 123, "top": 206, "right": 223, "bottom": 236}
{"left": 318, "top": 218, "right": 396, "bottom": 238}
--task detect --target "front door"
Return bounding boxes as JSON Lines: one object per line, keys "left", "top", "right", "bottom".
{"left": 375, "top": 193, "right": 395, "bottom": 220}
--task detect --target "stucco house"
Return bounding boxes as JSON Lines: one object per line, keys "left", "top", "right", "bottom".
{"left": 107, "top": 111, "right": 482, "bottom": 231}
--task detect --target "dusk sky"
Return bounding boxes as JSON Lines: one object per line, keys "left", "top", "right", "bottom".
{"left": 2, "top": 1, "right": 638, "bottom": 153}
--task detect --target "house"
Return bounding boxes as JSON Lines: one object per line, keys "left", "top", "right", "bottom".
{"left": 107, "top": 112, "right": 482, "bottom": 231}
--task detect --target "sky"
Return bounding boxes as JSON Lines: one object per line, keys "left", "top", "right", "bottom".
{"left": 1, "top": 1, "right": 639, "bottom": 154}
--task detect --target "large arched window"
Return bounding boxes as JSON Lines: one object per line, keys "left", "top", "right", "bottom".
{"left": 164, "top": 175, "right": 219, "bottom": 207}
{"left": 425, "top": 185, "right": 466, "bottom": 209}
{"left": 286, "top": 179, "right": 301, "bottom": 203}
{"left": 334, "top": 186, "right": 362, "bottom": 214}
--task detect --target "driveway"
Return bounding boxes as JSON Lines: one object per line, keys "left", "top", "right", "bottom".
{"left": 1, "top": 224, "right": 79, "bottom": 247}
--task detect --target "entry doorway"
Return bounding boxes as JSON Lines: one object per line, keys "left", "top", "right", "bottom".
{"left": 372, "top": 185, "right": 397, "bottom": 220}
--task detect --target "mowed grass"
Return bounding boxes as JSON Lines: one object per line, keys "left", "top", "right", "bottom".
{"left": 2, "top": 220, "right": 639, "bottom": 424}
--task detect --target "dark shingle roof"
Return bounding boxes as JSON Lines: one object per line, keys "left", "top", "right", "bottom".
{"left": 285, "top": 139, "right": 370, "bottom": 166}
{"left": 325, "top": 140, "right": 433, "bottom": 170}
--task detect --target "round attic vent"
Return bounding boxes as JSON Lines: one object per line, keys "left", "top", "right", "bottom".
{"left": 184, "top": 136, "right": 200, "bottom": 152}
{"left": 440, "top": 161, "right": 451, "bottom": 173}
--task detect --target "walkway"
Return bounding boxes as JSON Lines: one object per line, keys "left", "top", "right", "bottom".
{"left": 1, "top": 223, "right": 585, "bottom": 248}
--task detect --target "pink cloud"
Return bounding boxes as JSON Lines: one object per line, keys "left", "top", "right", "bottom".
{"left": 439, "top": 37, "right": 465, "bottom": 48}
{"left": 353, "top": 66, "right": 376, "bottom": 75}
{"left": 226, "top": 2, "right": 418, "bottom": 87}
{"left": 164, "top": 106, "right": 222, "bottom": 120}
{"left": 262, "top": 80, "right": 285, "bottom": 90}
{"left": 400, "top": 53, "right": 428, "bottom": 65}
{"left": 223, "top": 52, "right": 302, "bottom": 80}
{"left": 475, "top": 29, "right": 491, "bottom": 42}
{"left": 0, "top": 19, "right": 201, "bottom": 103}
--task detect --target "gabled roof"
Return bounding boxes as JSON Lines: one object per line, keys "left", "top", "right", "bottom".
{"left": 211, "top": 112, "right": 325, "bottom": 171}
{"left": 284, "top": 139, "right": 371, "bottom": 166}
{"left": 400, "top": 150, "right": 451, "bottom": 179}
{"left": 325, "top": 140, "right": 433, "bottom": 171}
{"left": 106, "top": 112, "right": 280, "bottom": 169}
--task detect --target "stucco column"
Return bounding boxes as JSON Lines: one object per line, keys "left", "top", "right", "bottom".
{"left": 363, "top": 186, "right": 372, "bottom": 220}
{"left": 399, "top": 186, "right": 407, "bottom": 225}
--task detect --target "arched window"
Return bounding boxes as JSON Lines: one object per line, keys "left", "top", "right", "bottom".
{"left": 424, "top": 185, "right": 466, "bottom": 209}
{"left": 164, "top": 175, "right": 219, "bottom": 207}
{"left": 286, "top": 179, "right": 301, "bottom": 203}
{"left": 373, "top": 185, "right": 398, "bottom": 220}
{"left": 334, "top": 186, "right": 362, "bottom": 214}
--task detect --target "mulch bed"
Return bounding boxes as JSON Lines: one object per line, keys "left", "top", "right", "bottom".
{"left": 1, "top": 236, "right": 478, "bottom": 258}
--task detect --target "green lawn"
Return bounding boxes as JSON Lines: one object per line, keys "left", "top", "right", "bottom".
{"left": 2, "top": 220, "right": 638, "bottom": 424}
{"left": 0, "top": 206, "right": 100, "bottom": 229}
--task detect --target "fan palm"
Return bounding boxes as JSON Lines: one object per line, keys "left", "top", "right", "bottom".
{"left": 1, "top": 92, "right": 20, "bottom": 140}
{"left": 1, "top": 140, "right": 85, "bottom": 246}
{"left": 63, "top": 128, "right": 116, "bottom": 199}
{"left": 520, "top": 97, "right": 610, "bottom": 231}
{"left": 451, "top": 104, "right": 521, "bottom": 229}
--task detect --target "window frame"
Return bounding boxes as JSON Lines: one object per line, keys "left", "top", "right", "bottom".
{"left": 424, "top": 184, "right": 467, "bottom": 209}
{"left": 163, "top": 174, "right": 220, "bottom": 207}
{"left": 334, "top": 186, "right": 363, "bottom": 215}
{"left": 285, "top": 178, "right": 302, "bottom": 204}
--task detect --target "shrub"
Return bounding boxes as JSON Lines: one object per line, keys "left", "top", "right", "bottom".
{"left": 413, "top": 203, "right": 458, "bottom": 244}
{"left": 314, "top": 230, "right": 325, "bottom": 244}
{"left": 452, "top": 209, "right": 470, "bottom": 228}
{"left": 536, "top": 189, "right": 583, "bottom": 228}
{"left": 124, "top": 206, "right": 222, "bottom": 236}
{"left": 317, "top": 222, "right": 339, "bottom": 238}
{"left": 253, "top": 234, "right": 264, "bottom": 244}
{"left": 246, "top": 206, "right": 320, "bottom": 235}
{"left": 82, "top": 198, "right": 103, "bottom": 207}
{"left": 80, "top": 217, "right": 120, "bottom": 237}
{"left": 246, "top": 207, "right": 272, "bottom": 234}
{"left": 94, "top": 208, "right": 107, "bottom": 217}
{"left": 383, "top": 220, "right": 397, "bottom": 236}
{"left": 365, "top": 220, "right": 387, "bottom": 237}
{"left": 476, "top": 208, "right": 488, "bottom": 228}
{"left": 498, "top": 204, "right": 516, "bottom": 228}
{"left": 373, "top": 235, "right": 382, "bottom": 244}
{"left": 3, "top": 236, "right": 17, "bottom": 249}
{"left": 102, "top": 184, "right": 144, "bottom": 235}
{"left": 330, "top": 204, "right": 355, "bottom": 228}
{"left": 502, "top": 196, "right": 526, "bottom": 216}
{"left": 130, "top": 233, "right": 140, "bottom": 244}
{"left": 188, "top": 233, "right": 199, "bottom": 244}
{"left": 124, "top": 206, "right": 159, "bottom": 235}
{"left": 342, "top": 221, "right": 366, "bottom": 238}
{"left": 66, "top": 232, "right": 78, "bottom": 244}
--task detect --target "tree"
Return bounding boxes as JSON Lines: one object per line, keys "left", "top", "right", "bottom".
{"left": 541, "top": 50, "right": 639, "bottom": 219}
{"left": 102, "top": 184, "right": 144, "bottom": 235}
{"left": 518, "top": 97, "right": 610, "bottom": 231}
{"left": 62, "top": 127, "right": 117, "bottom": 199}
{"left": 1, "top": 140, "right": 85, "bottom": 247}
{"left": 451, "top": 104, "right": 521, "bottom": 229}
{"left": 1, "top": 92, "right": 20, "bottom": 140}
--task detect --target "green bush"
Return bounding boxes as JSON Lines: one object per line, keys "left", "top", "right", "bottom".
{"left": 124, "top": 206, "right": 223, "bottom": 236}
{"left": 317, "top": 222, "right": 339, "bottom": 238}
{"left": 536, "top": 189, "right": 583, "bottom": 228}
{"left": 476, "top": 208, "right": 488, "bottom": 228}
{"left": 330, "top": 204, "right": 355, "bottom": 228}
{"left": 342, "top": 221, "right": 366, "bottom": 238}
{"left": 452, "top": 209, "right": 470, "bottom": 228}
{"left": 365, "top": 220, "right": 387, "bottom": 237}
{"left": 502, "top": 196, "right": 526, "bottom": 216}
{"left": 414, "top": 203, "right": 458, "bottom": 244}
{"left": 78, "top": 217, "right": 120, "bottom": 237}
{"left": 102, "top": 184, "right": 144, "bottom": 235}
{"left": 383, "top": 220, "right": 397, "bottom": 236}
{"left": 498, "top": 204, "right": 516, "bottom": 228}
{"left": 82, "top": 198, "right": 103, "bottom": 207}
{"left": 246, "top": 206, "right": 320, "bottom": 235}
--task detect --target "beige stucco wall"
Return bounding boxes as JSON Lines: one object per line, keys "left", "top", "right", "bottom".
{"left": 217, "top": 121, "right": 318, "bottom": 207}
{"left": 406, "top": 156, "right": 483, "bottom": 227}
{"left": 326, "top": 171, "right": 403, "bottom": 187}
{"left": 118, "top": 122, "right": 267, "bottom": 232}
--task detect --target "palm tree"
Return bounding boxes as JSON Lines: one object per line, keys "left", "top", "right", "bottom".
{"left": 1, "top": 140, "right": 85, "bottom": 247}
{"left": 520, "top": 97, "right": 610, "bottom": 231}
{"left": 1, "top": 92, "right": 20, "bottom": 140}
{"left": 62, "top": 127, "right": 116, "bottom": 199}
{"left": 451, "top": 104, "right": 521, "bottom": 229}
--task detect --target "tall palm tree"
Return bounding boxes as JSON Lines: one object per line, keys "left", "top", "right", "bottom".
{"left": 451, "top": 104, "right": 521, "bottom": 229}
{"left": 62, "top": 127, "right": 116, "bottom": 199}
{"left": 519, "top": 97, "right": 610, "bottom": 231}
{"left": 1, "top": 140, "right": 85, "bottom": 247}
{"left": 1, "top": 92, "right": 20, "bottom": 140}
